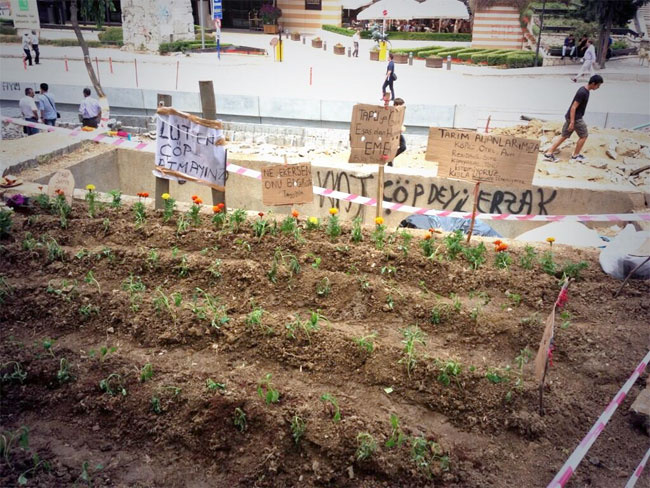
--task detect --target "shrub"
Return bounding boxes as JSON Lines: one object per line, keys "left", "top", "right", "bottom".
{"left": 0, "top": 34, "right": 19, "bottom": 43}
{"left": 505, "top": 51, "right": 541, "bottom": 68}
{"left": 0, "top": 25, "right": 16, "bottom": 35}
{"left": 390, "top": 45, "right": 444, "bottom": 56}
{"left": 98, "top": 27, "right": 123, "bottom": 44}
{"left": 434, "top": 47, "right": 468, "bottom": 58}
{"left": 470, "top": 50, "right": 501, "bottom": 63}
{"left": 486, "top": 52, "right": 509, "bottom": 65}
{"left": 322, "top": 25, "right": 354, "bottom": 36}
{"left": 611, "top": 40, "right": 628, "bottom": 50}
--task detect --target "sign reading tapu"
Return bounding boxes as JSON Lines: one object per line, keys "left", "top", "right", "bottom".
{"left": 155, "top": 107, "right": 227, "bottom": 190}
{"left": 425, "top": 128, "right": 539, "bottom": 186}
{"left": 349, "top": 103, "right": 405, "bottom": 165}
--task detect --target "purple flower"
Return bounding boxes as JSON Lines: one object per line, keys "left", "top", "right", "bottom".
{"left": 7, "top": 194, "right": 26, "bottom": 208}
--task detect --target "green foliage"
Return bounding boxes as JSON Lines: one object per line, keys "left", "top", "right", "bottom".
{"left": 399, "top": 325, "right": 426, "bottom": 378}
{"left": 151, "top": 396, "right": 162, "bottom": 414}
{"left": 99, "top": 373, "right": 127, "bottom": 396}
{"left": 0, "top": 425, "right": 29, "bottom": 468}
{"left": 320, "top": 393, "right": 341, "bottom": 422}
{"left": 354, "top": 332, "right": 377, "bottom": 354}
{"left": 540, "top": 251, "right": 557, "bottom": 275}
{"left": 97, "top": 26, "right": 123, "bottom": 44}
{"left": 0, "top": 209, "right": 12, "bottom": 238}
{"left": 80, "top": 0, "right": 115, "bottom": 28}
{"left": 385, "top": 414, "right": 407, "bottom": 448}
{"left": 133, "top": 201, "right": 146, "bottom": 227}
{"left": 108, "top": 190, "right": 122, "bottom": 208}
{"left": 350, "top": 217, "right": 363, "bottom": 243}
{"left": 42, "top": 236, "right": 64, "bottom": 263}
{"left": 140, "top": 363, "right": 153, "bottom": 382}
{"left": 437, "top": 360, "right": 462, "bottom": 386}
{"left": 2, "top": 361, "right": 27, "bottom": 384}
{"left": 397, "top": 230, "right": 413, "bottom": 257}
{"left": 176, "top": 254, "right": 190, "bottom": 277}
{"left": 190, "top": 288, "right": 229, "bottom": 329}
{"left": 316, "top": 277, "right": 331, "bottom": 297}
{"left": 285, "top": 310, "right": 325, "bottom": 344}
{"left": 430, "top": 302, "right": 450, "bottom": 325}
{"left": 356, "top": 432, "right": 377, "bottom": 461}
{"left": 505, "top": 51, "right": 542, "bottom": 68}
{"left": 51, "top": 194, "right": 71, "bottom": 229}
{"left": 519, "top": 245, "right": 537, "bottom": 269}
{"left": 257, "top": 373, "right": 280, "bottom": 404}
{"left": 88, "top": 346, "right": 117, "bottom": 363}
{"left": 233, "top": 407, "right": 247, "bottom": 432}
{"left": 326, "top": 213, "right": 342, "bottom": 240}
{"left": 560, "top": 261, "right": 588, "bottom": 280}
{"left": 322, "top": 24, "right": 470, "bottom": 41}
{"left": 462, "top": 242, "right": 487, "bottom": 270}
{"left": 0, "top": 25, "right": 16, "bottom": 35}
{"left": 486, "top": 367, "right": 508, "bottom": 384}
{"left": 121, "top": 274, "right": 145, "bottom": 311}
{"left": 159, "top": 39, "right": 232, "bottom": 54}
{"left": 559, "top": 309, "right": 572, "bottom": 329}
{"left": 411, "top": 436, "right": 449, "bottom": 477}
{"left": 290, "top": 415, "right": 306, "bottom": 445}
{"left": 444, "top": 230, "right": 464, "bottom": 260}
{"left": 206, "top": 378, "right": 226, "bottom": 391}
{"left": 505, "top": 290, "right": 522, "bottom": 306}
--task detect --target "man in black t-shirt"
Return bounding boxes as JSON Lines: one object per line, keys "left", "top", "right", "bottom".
{"left": 543, "top": 74, "right": 603, "bottom": 163}
{"left": 382, "top": 53, "right": 396, "bottom": 101}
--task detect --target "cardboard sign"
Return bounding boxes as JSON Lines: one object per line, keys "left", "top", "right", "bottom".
{"left": 349, "top": 103, "right": 405, "bottom": 165}
{"left": 261, "top": 162, "right": 313, "bottom": 206}
{"left": 155, "top": 107, "right": 227, "bottom": 191}
{"left": 47, "top": 169, "right": 74, "bottom": 205}
{"left": 534, "top": 309, "right": 555, "bottom": 382}
{"left": 425, "top": 128, "right": 539, "bottom": 186}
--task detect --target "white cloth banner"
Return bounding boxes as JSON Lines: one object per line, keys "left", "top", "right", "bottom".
{"left": 155, "top": 109, "right": 227, "bottom": 190}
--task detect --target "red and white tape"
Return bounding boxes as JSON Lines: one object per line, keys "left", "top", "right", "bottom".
{"left": 625, "top": 445, "right": 650, "bottom": 488}
{"left": 4, "top": 116, "right": 650, "bottom": 224}
{"left": 548, "top": 350, "right": 650, "bottom": 488}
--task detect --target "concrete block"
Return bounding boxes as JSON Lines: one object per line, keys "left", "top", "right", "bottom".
{"left": 259, "top": 97, "right": 320, "bottom": 120}
{"left": 321, "top": 99, "right": 355, "bottom": 123}
{"left": 605, "top": 112, "right": 650, "bottom": 129}
{"left": 630, "top": 387, "right": 650, "bottom": 435}
{"left": 404, "top": 103, "right": 455, "bottom": 128}
{"left": 218, "top": 94, "right": 260, "bottom": 117}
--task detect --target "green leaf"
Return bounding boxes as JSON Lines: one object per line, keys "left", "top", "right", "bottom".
{"left": 18, "top": 474, "right": 28, "bottom": 485}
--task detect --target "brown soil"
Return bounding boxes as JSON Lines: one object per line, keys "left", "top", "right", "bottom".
{"left": 1, "top": 203, "right": 649, "bottom": 488}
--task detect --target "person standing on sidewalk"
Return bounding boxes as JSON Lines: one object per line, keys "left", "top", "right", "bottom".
{"left": 352, "top": 29, "right": 360, "bottom": 57}
{"left": 382, "top": 53, "right": 396, "bottom": 101}
{"left": 543, "top": 74, "right": 603, "bottom": 163}
{"left": 19, "top": 88, "right": 41, "bottom": 135}
{"left": 38, "top": 83, "right": 58, "bottom": 126}
{"left": 79, "top": 88, "right": 102, "bottom": 128}
{"left": 22, "top": 32, "right": 32, "bottom": 66}
{"left": 572, "top": 39, "right": 596, "bottom": 82}
{"left": 30, "top": 30, "right": 40, "bottom": 64}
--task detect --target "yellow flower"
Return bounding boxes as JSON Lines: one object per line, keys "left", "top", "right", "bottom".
{"left": 546, "top": 237, "right": 556, "bottom": 245}
{"left": 85, "top": 184, "right": 95, "bottom": 191}
{"left": 161, "top": 193, "right": 171, "bottom": 200}
{"left": 375, "top": 217, "right": 384, "bottom": 225}
{"left": 329, "top": 208, "right": 339, "bottom": 216}
{"left": 308, "top": 216, "right": 318, "bottom": 225}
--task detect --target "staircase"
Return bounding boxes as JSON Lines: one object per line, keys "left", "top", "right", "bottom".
{"left": 637, "top": 4, "right": 650, "bottom": 38}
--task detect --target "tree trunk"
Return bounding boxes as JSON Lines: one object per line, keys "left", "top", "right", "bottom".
{"left": 70, "top": 1, "right": 105, "bottom": 98}
{"left": 597, "top": 7, "right": 613, "bottom": 69}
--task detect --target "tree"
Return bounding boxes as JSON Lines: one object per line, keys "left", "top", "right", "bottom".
{"left": 580, "top": 0, "right": 646, "bottom": 68}
{"left": 62, "top": 0, "right": 114, "bottom": 98}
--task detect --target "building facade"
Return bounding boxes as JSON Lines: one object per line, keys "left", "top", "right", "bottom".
{"left": 471, "top": 3, "right": 524, "bottom": 49}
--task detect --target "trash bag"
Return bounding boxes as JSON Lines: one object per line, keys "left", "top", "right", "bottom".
{"left": 399, "top": 215, "right": 501, "bottom": 237}
{"left": 599, "top": 225, "right": 650, "bottom": 280}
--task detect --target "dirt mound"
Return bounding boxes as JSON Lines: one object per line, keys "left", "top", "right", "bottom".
{"left": 1, "top": 201, "right": 648, "bottom": 487}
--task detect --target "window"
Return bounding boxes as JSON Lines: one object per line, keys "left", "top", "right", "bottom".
{"left": 305, "top": 0, "right": 321, "bottom": 10}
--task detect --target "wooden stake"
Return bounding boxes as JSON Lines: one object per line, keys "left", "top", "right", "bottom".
{"left": 199, "top": 80, "right": 225, "bottom": 208}
{"left": 154, "top": 94, "right": 173, "bottom": 211}
{"left": 376, "top": 165, "right": 384, "bottom": 219}
{"left": 466, "top": 182, "right": 481, "bottom": 243}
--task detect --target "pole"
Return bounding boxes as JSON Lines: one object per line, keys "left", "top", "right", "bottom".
{"left": 534, "top": 0, "right": 546, "bottom": 67}
{"left": 95, "top": 56, "right": 100, "bottom": 83}
{"left": 466, "top": 182, "right": 481, "bottom": 243}
{"left": 109, "top": 57, "right": 113, "bottom": 74}
{"left": 198, "top": 80, "right": 225, "bottom": 208}
{"left": 64, "top": 56, "right": 68, "bottom": 72}
{"left": 485, "top": 115, "right": 491, "bottom": 134}
{"left": 134, "top": 59, "right": 139, "bottom": 87}
{"left": 199, "top": 0, "right": 205, "bottom": 50}
{"left": 309, "top": 67, "right": 312, "bottom": 86}
{"left": 175, "top": 60, "right": 180, "bottom": 90}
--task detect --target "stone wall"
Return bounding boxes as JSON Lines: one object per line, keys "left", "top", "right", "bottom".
{"left": 121, "top": 0, "right": 194, "bottom": 52}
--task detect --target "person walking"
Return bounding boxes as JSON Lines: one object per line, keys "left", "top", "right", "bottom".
{"left": 79, "top": 87, "right": 102, "bottom": 128}
{"left": 30, "top": 30, "right": 40, "bottom": 64}
{"left": 38, "top": 83, "right": 58, "bottom": 126}
{"left": 352, "top": 29, "right": 360, "bottom": 58}
{"left": 572, "top": 39, "right": 596, "bottom": 82}
{"left": 382, "top": 53, "right": 396, "bottom": 101}
{"left": 22, "top": 32, "right": 32, "bottom": 66}
{"left": 19, "top": 87, "right": 41, "bottom": 135}
{"left": 543, "top": 74, "right": 603, "bottom": 163}
{"left": 562, "top": 34, "right": 575, "bottom": 60}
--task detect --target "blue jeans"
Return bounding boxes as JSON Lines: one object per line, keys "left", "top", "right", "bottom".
{"left": 44, "top": 119, "right": 56, "bottom": 126}
{"left": 382, "top": 78, "right": 394, "bottom": 100}
{"left": 24, "top": 117, "right": 39, "bottom": 135}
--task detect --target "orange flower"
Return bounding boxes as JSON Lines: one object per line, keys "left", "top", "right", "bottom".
{"left": 55, "top": 189, "right": 64, "bottom": 196}
{"left": 38, "top": 186, "right": 43, "bottom": 191}
{"left": 217, "top": 202, "right": 225, "bottom": 209}
{"left": 424, "top": 233, "right": 432, "bottom": 240}
{"left": 329, "top": 208, "right": 338, "bottom": 216}
{"left": 194, "top": 197, "right": 203, "bottom": 205}
{"left": 496, "top": 243, "right": 508, "bottom": 252}
{"left": 212, "top": 205, "right": 222, "bottom": 213}
{"left": 141, "top": 192, "right": 149, "bottom": 198}
{"left": 493, "top": 239, "right": 502, "bottom": 246}
{"left": 258, "top": 212, "right": 264, "bottom": 217}
{"left": 191, "top": 195, "right": 199, "bottom": 201}
{"left": 291, "top": 210, "right": 299, "bottom": 218}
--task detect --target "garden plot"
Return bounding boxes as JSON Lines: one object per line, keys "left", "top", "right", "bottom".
{"left": 0, "top": 193, "right": 648, "bottom": 487}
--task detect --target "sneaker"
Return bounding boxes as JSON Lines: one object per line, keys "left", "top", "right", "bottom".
{"left": 570, "top": 154, "right": 586, "bottom": 162}
{"left": 543, "top": 153, "right": 558, "bottom": 162}
{"left": 571, "top": 78, "right": 577, "bottom": 82}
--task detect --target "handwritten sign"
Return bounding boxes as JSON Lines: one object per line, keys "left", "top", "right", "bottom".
{"left": 261, "top": 162, "right": 313, "bottom": 206}
{"left": 47, "top": 169, "right": 74, "bottom": 205}
{"left": 425, "top": 128, "right": 539, "bottom": 186}
{"left": 349, "top": 103, "right": 405, "bottom": 165}
{"left": 155, "top": 107, "right": 227, "bottom": 190}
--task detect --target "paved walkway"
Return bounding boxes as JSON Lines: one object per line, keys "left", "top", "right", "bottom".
{"left": 1, "top": 29, "right": 649, "bottom": 117}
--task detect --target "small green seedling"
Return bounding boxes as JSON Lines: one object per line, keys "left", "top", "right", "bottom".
{"left": 356, "top": 432, "right": 377, "bottom": 461}
{"left": 88, "top": 346, "right": 117, "bottom": 363}
{"left": 320, "top": 393, "right": 341, "bottom": 422}
{"left": 257, "top": 373, "right": 280, "bottom": 404}
{"left": 290, "top": 415, "right": 306, "bottom": 446}
{"left": 233, "top": 407, "right": 247, "bottom": 432}
{"left": 140, "top": 363, "right": 153, "bottom": 382}
{"left": 206, "top": 378, "right": 226, "bottom": 391}
{"left": 57, "top": 358, "right": 72, "bottom": 384}
{"left": 354, "top": 332, "right": 377, "bottom": 354}
{"left": 385, "top": 413, "right": 407, "bottom": 448}
{"left": 99, "top": 373, "right": 127, "bottom": 396}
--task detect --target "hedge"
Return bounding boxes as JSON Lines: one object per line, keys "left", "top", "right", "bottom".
{"left": 486, "top": 52, "right": 510, "bottom": 65}
{"left": 505, "top": 51, "right": 542, "bottom": 68}
{"left": 322, "top": 25, "right": 471, "bottom": 42}
{"left": 0, "top": 25, "right": 16, "bottom": 35}
{"left": 470, "top": 50, "right": 500, "bottom": 63}
{"left": 432, "top": 47, "right": 467, "bottom": 57}
{"left": 98, "top": 27, "right": 123, "bottom": 44}
{"left": 160, "top": 40, "right": 232, "bottom": 54}
{"left": 390, "top": 45, "right": 444, "bottom": 56}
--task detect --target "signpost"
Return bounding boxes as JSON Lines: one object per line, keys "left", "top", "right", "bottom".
{"left": 425, "top": 127, "right": 539, "bottom": 241}
{"left": 261, "top": 162, "right": 314, "bottom": 206}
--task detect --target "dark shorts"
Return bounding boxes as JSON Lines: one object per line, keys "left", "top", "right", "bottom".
{"left": 561, "top": 118, "right": 588, "bottom": 138}
{"left": 83, "top": 117, "right": 99, "bottom": 128}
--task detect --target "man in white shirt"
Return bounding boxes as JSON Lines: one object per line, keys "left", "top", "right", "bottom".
{"left": 79, "top": 87, "right": 102, "bottom": 128}
{"left": 19, "top": 87, "right": 40, "bottom": 135}
{"left": 22, "top": 32, "right": 32, "bottom": 66}
{"left": 31, "top": 30, "right": 40, "bottom": 64}
{"left": 572, "top": 39, "right": 596, "bottom": 82}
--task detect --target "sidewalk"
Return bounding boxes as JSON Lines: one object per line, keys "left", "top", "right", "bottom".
{"left": 1, "top": 29, "right": 648, "bottom": 117}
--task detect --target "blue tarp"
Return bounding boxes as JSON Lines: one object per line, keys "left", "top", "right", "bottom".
{"left": 399, "top": 215, "right": 501, "bottom": 237}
